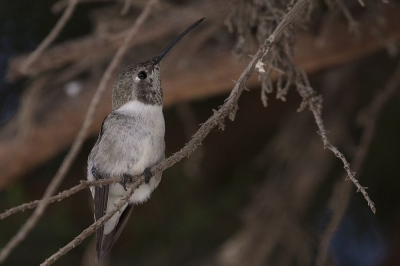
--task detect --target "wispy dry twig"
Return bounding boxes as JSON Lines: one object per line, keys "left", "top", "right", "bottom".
{"left": 316, "top": 59, "right": 400, "bottom": 266}
{"left": 0, "top": 181, "right": 93, "bottom": 220}
{"left": 295, "top": 68, "right": 375, "bottom": 213}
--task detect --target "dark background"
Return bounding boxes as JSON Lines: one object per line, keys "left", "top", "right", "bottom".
{"left": 0, "top": 0, "right": 400, "bottom": 265}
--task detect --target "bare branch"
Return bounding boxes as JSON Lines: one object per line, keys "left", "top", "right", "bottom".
{"left": 316, "top": 59, "right": 400, "bottom": 266}
{"left": 41, "top": 178, "right": 142, "bottom": 265}
{"left": 248, "top": 0, "right": 376, "bottom": 213}
{"left": 296, "top": 77, "right": 376, "bottom": 213}
{"left": 11, "top": 0, "right": 308, "bottom": 263}
{"left": 0, "top": 177, "right": 141, "bottom": 220}
{"left": 0, "top": 182, "right": 88, "bottom": 220}
{"left": 0, "top": 0, "right": 159, "bottom": 262}
{"left": 2, "top": 178, "right": 135, "bottom": 220}
{"left": 0, "top": 0, "right": 397, "bottom": 264}
{"left": 21, "top": 0, "right": 79, "bottom": 74}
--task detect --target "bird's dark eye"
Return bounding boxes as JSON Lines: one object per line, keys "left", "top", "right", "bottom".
{"left": 138, "top": 71, "right": 147, "bottom": 80}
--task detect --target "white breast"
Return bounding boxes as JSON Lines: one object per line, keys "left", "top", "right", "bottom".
{"left": 117, "top": 101, "right": 164, "bottom": 136}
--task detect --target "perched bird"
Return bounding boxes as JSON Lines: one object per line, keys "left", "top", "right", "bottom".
{"left": 87, "top": 18, "right": 204, "bottom": 261}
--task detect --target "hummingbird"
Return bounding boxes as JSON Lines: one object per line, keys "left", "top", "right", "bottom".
{"left": 87, "top": 18, "right": 204, "bottom": 261}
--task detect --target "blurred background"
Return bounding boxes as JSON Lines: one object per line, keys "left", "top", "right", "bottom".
{"left": 0, "top": 0, "right": 400, "bottom": 265}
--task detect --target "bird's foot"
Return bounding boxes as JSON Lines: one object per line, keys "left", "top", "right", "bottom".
{"left": 143, "top": 168, "right": 153, "bottom": 184}
{"left": 120, "top": 173, "right": 133, "bottom": 191}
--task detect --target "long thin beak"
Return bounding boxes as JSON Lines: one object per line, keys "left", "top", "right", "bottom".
{"left": 155, "top": 18, "right": 205, "bottom": 64}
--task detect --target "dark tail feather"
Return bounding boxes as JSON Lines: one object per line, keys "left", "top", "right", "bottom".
{"left": 95, "top": 204, "right": 134, "bottom": 262}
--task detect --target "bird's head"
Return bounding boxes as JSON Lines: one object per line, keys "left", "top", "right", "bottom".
{"left": 112, "top": 18, "right": 204, "bottom": 110}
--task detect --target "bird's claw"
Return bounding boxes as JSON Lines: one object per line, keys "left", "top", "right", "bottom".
{"left": 121, "top": 173, "right": 133, "bottom": 191}
{"left": 143, "top": 168, "right": 152, "bottom": 184}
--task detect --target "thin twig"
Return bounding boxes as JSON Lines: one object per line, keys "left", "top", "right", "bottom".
{"left": 1, "top": 182, "right": 89, "bottom": 220}
{"left": 34, "top": 0, "right": 307, "bottom": 263}
{"left": 0, "top": 0, "right": 159, "bottom": 262}
{"left": 41, "top": 179, "right": 142, "bottom": 265}
{"left": 21, "top": 0, "right": 79, "bottom": 74}
{"left": 316, "top": 59, "right": 400, "bottom": 266}
{"left": 1, "top": 178, "right": 132, "bottom": 220}
{"left": 296, "top": 79, "right": 376, "bottom": 213}
{"left": 0, "top": 177, "right": 140, "bottom": 220}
